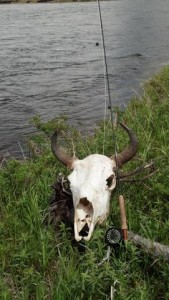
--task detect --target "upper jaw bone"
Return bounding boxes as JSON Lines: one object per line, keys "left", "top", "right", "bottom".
{"left": 74, "top": 220, "right": 83, "bottom": 241}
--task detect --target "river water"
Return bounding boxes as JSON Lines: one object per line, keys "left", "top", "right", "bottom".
{"left": 1, "top": 0, "right": 169, "bottom": 156}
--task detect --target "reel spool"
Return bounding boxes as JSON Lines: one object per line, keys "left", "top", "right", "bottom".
{"left": 105, "top": 226, "right": 123, "bottom": 247}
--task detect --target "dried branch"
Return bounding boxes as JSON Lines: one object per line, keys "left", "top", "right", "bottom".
{"left": 120, "top": 169, "right": 158, "bottom": 183}
{"left": 18, "top": 141, "right": 27, "bottom": 160}
{"left": 128, "top": 231, "right": 169, "bottom": 262}
{"left": 118, "top": 161, "right": 157, "bottom": 183}
{"left": 98, "top": 246, "right": 112, "bottom": 266}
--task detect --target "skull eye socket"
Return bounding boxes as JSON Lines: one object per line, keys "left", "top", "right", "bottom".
{"left": 106, "top": 174, "right": 115, "bottom": 188}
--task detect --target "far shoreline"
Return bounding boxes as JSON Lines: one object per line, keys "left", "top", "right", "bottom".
{"left": 0, "top": 0, "right": 97, "bottom": 4}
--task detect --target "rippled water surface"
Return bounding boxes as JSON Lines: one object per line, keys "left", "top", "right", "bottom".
{"left": 1, "top": 0, "right": 169, "bottom": 156}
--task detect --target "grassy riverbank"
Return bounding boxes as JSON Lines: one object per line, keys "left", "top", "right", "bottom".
{"left": 1, "top": 66, "right": 169, "bottom": 299}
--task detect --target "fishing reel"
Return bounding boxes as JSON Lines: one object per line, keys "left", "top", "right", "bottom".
{"left": 105, "top": 226, "right": 123, "bottom": 247}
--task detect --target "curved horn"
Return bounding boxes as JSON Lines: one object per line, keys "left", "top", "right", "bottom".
{"left": 115, "top": 122, "right": 138, "bottom": 168}
{"left": 51, "top": 130, "right": 76, "bottom": 169}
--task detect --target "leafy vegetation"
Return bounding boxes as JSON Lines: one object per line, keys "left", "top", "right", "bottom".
{"left": 1, "top": 66, "right": 169, "bottom": 299}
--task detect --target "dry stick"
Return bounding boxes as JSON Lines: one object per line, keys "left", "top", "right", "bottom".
{"left": 18, "top": 140, "right": 26, "bottom": 160}
{"left": 128, "top": 231, "right": 169, "bottom": 262}
{"left": 120, "top": 169, "right": 158, "bottom": 183}
{"left": 118, "top": 161, "right": 155, "bottom": 179}
{"left": 113, "top": 112, "right": 118, "bottom": 128}
{"left": 97, "top": 246, "right": 112, "bottom": 266}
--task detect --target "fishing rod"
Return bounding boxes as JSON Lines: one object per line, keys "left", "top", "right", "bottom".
{"left": 97, "top": 0, "right": 113, "bottom": 122}
{"left": 97, "top": 0, "right": 120, "bottom": 160}
{"left": 97, "top": 0, "right": 128, "bottom": 260}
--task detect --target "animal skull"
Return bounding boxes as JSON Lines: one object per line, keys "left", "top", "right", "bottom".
{"left": 51, "top": 123, "right": 138, "bottom": 241}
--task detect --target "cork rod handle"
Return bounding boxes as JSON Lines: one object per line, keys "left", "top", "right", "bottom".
{"left": 119, "top": 194, "right": 128, "bottom": 240}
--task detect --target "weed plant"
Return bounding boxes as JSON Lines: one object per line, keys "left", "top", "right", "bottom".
{"left": 0, "top": 67, "right": 169, "bottom": 299}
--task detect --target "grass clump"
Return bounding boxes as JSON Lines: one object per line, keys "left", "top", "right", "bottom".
{"left": 1, "top": 67, "right": 169, "bottom": 299}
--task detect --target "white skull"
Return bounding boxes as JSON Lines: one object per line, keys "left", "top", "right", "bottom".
{"left": 51, "top": 123, "right": 138, "bottom": 241}
{"left": 68, "top": 154, "right": 116, "bottom": 241}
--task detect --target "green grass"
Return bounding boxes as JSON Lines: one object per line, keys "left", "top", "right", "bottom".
{"left": 1, "top": 66, "right": 169, "bottom": 299}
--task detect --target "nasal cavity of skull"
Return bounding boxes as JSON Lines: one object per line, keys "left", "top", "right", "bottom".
{"left": 77, "top": 197, "right": 93, "bottom": 237}
{"left": 79, "top": 197, "right": 91, "bottom": 207}
{"left": 77, "top": 197, "right": 93, "bottom": 217}
{"left": 106, "top": 174, "right": 115, "bottom": 188}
